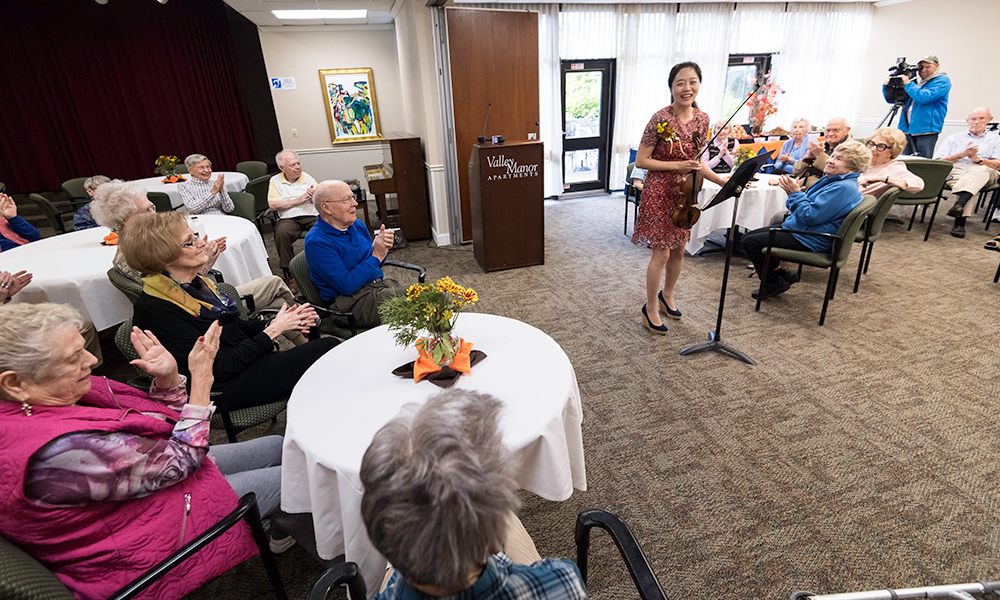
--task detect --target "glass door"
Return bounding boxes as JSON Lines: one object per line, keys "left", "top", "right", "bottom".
{"left": 561, "top": 59, "right": 615, "bottom": 193}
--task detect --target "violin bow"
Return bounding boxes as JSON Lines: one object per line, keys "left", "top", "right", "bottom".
{"left": 693, "top": 80, "right": 764, "bottom": 160}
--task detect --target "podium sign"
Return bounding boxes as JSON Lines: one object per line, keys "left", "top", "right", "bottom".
{"left": 468, "top": 141, "right": 544, "bottom": 272}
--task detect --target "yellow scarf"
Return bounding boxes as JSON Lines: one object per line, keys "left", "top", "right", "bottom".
{"left": 141, "top": 273, "right": 222, "bottom": 317}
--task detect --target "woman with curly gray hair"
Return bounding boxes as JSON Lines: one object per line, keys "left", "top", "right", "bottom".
{"left": 360, "top": 389, "right": 587, "bottom": 600}
{"left": 857, "top": 127, "right": 924, "bottom": 198}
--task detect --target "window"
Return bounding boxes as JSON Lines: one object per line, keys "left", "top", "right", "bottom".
{"left": 722, "top": 54, "right": 772, "bottom": 132}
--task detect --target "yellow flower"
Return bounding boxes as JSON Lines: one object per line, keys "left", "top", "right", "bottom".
{"left": 452, "top": 299, "right": 463, "bottom": 308}
{"left": 463, "top": 289, "right": 478, "bottom": 304}
{"left": 407, "top": 284, "right": 424, "bottom": 301}
{"left": 435, "top": 277, "right": 456, "bottom": 293}
{"left": 442, "top": 310, "right": 453, "bottom": 320}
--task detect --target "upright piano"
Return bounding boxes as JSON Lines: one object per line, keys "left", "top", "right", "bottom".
{"left": 363, "top": 132, "right": 431, "bottom": 240}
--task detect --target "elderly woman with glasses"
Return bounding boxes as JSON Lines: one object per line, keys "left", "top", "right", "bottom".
{"left": 178, "top": 153, "right": 234, "bottom": 215}
{"left": 120, "top": 212, "right": 338, "bottom": 413}
{"left": 0, "top": 303, "right": 303, "bottom": 599}
{"left": 857, "top": 127, "right": 925, "bottom": 198}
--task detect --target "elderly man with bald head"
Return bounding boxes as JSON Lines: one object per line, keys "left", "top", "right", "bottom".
{"left": 793, "top": 117, "right": 852, "bottom": 189}
{"left": 934, "top": 107, "right": 1000, "bottom": 238}
{"left": 268, "top": 149, "right": 318, "bottom": 285}
{"left": 303, "top": 180, "right": 404, "bottom": 328}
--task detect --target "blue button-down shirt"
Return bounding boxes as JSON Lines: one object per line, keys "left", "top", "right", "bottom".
{"left": 303, "top": 218, "right": 383, "bottom": 302}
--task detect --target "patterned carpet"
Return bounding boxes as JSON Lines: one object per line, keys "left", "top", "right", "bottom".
{"left": 128, "top": 193, "right": 1000, "bottom": 600}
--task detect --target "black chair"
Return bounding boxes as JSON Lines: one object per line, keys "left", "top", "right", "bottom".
{"left": 147, "top": 191, "right": 174, "bottom": 212}
{"left": 289, "top": 251, "right": 425, "bottom": 339}
{"left": 756, "top": 195, "right": 876, "bottom": 326}
{"left": 852, "top": 186, "right": 902, "bottom": 293}
{"left": 308, "top": 509, "right": 666, "bottom": 600}
{"left": 624, "top": 162, "right": 642, "bottom": 235}
{"left": 28, "top": 193, "right": 74, "bottom": 234}
{"left": 237, "top": 161, "right": 269, "bottom": 182}
{"left": 0, "top": 492, "right": 286, "bottom": 600}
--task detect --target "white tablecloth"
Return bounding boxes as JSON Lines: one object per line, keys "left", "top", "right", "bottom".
{"left": 686, "top": 173, "right": 789, "bottom": 255}
{"left": 131, "top": 171, "right": 249, "bottom": 209}
{"left": 0, "top": 215, "right": 272, "bottom": 330}
{"left": 281, "top": 313, "right": 587, "bottom": 596}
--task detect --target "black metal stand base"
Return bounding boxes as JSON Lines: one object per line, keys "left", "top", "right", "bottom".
{"left": 679, "top": 330, "right": 756, "bottom": 365}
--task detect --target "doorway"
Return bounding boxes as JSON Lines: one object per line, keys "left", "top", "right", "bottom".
{"left": 561, "top": 59, "right": 615, "bottom": 193}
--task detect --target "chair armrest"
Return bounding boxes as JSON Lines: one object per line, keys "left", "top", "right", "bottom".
{"left": 384, "top": 259, "right": 427, "bottom": 283}
{"left": 308, "top": 562, "right": 367, "bottom": 600}
{"left": 765, "top": 227, "right": 841, "bottom": 242}
{"left": 575, "top": 509, "right": 668, "bottom": 600}
{"left": 207, "top": 268, "right": 225, "bottom": 283}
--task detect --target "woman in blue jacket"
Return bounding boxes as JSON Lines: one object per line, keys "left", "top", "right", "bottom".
{"left": 741, "top": 140, "right": 871, "bottom": 300}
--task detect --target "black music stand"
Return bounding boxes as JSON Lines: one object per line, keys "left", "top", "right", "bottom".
{"left": 679, "top": 151, "right": 774, "bottom": 365}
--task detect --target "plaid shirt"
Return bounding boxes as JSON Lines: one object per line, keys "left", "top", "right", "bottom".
{"left": 178, "top": 177, "right": 234, "bottom": 215}
{"left": 376, "top": 553, "right": 588, "bottom": 600}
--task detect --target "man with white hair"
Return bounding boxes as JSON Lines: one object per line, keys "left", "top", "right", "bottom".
{"left": 303, "top": 180, "right": 402, "bottom": 328}
{"left": 268, "top": 149, "right": 318, "bottom": 287}
{"left": 178, "top": 153, "right": 234, "bottom": 215}
{"left": 934, "top": 107, "right": 1000, "bottom": 238}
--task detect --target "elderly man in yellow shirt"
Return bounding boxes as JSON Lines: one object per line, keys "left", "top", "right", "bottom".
{"left": 268, "top": 149, "right": 318, "bottom": 289}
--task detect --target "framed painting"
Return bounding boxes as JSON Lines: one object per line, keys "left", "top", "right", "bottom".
{"left": 319, "top": 67, "right": 383, "bottom": 144}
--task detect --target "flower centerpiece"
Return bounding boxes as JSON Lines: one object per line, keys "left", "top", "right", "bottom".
{"left": 733, "top": 146, "right": 756, "bottom": 168}
{"left": 747, "top": 73, "right": 784, "bottom": 136}
{"left": 154, "top": 155, "right": 185, "bottom": 183}
{"left": 379, "top": 276, "right": 479, "bottom": 366}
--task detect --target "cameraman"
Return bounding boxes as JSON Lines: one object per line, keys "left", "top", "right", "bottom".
{"left": 882, "top": 55, "right": 951, "bottom": 158}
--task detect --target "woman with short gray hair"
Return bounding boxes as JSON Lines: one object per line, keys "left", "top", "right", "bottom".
{"left": 71, "top": 174, "right": 112, "bottom": 230}
{"left": 772, "top": 118, "right": 811, "bottom": 175}
{"left": 360, "top": 389, "right": 587, "bottom": 599}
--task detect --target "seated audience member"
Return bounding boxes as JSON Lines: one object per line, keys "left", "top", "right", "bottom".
{"left": 772, "top": 119, "right": 811, "bottom": 175}
{"left": 304, "top": 180, "right": 404, "bottom": 328}
{"left": 934, "top": 107, "right": 1000, "bottom": 238}
{"left": 178, "top": 153, "right": 234, "bottom": 215}
{"left": 268, "top": 149, "right": 318, "bottom": 287}
{"left": 360, "top": 389, "right": 588, "bottom": 600}
{"left": 793, "top": 117, "right": 852, "bottom": 189}
{"left": 858, "top": 127, "right": 925, "bottom": 198}
{"left": 0, "top": 303, "right": 303, "bottom": 599}
{"left": 0, "top": 193, "right": 40, "bottom": 251}
{"left": 630, "top": 166, "right": 647, "bottom": 191}
{"left": 92, "top": 180, "right": 301, "bottom": 333}
{"left": 742, "top": 140, "right": 871, "bottom": 300}
{"left": 122, "top": 212, "right": 338, "bottom": 413}
{"left": 72, "top": 175, "right": 110, "bottom": 230}
{"left": 703, "top": 121, "right": 740, "bottom": 174}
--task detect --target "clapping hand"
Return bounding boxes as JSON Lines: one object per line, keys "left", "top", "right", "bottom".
{"left": 266, "top": 302, "right": 319, "bottom": 337}
{"left": 372, "top": 224, "right": 393, "bottom": 260}
{"left": 202, "top": 235, "right": 227, "bottom": 269}
{"left": 776, "top": 174, "right": 801, "bottom": 195}
{"left": 0, "top": 194, "right": 18, "bottom": 219}
{"left": 964, "top": 142, "right": 980, "bottom": 159}
{"left": 210, "top": 173, "right": 225, "bottom": 195}
{"left": 777, "top": 153, "right": 792, "bottom": 164}
{"left": 130, "top": 327, "right": 181, "bottom": 388}
{"left": 806, "top": 138, "right": 823, "bottom": 159}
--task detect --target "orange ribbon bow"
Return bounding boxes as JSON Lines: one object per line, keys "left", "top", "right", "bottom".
{"left": 102, "top": 232, "right": 118, "bottom": 245}
{"left": 413, "top": 337, "right": 474, "bottom": 383}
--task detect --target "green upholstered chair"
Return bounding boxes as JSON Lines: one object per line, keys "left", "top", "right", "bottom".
{"left": 174, "top": 163, "right": 188, "bottom": 174}
{"left": 897, "top": 158, "right": 952, "bottom": 241}
{"left": 756, "top": 195, "right": 876, "bottom": 326}
{"left": 245, "top": 174, "right": 274, "bottom": 233}
{"left": 979, "top": 182, "right": 1000, "bottom": 231}
{"left": 852, "top": 186, "right": 902, "bottom": 293}
{"left": 227, "top": 191, "right": 256, "bottom": 221}
{"left": 236, "top": 160, "right": 269, "bottom": 182}
{"left": 624, "top": 162, "right": 641, "bottom": 235}
{"left": 0, "top": 493, "right": 286, "bottom": 600}
{"left": 60, "top": 177, "right": 90, "bottom": 203}
{"left": 0, "top": 182, "right": 6, "bottom": 194}
{"left": 289, "top": 251, "right": 426, "bottom": 339}
{"left": 147, "top": 191, "right": 173, "bottom": 213}
{"left": 28, "top": 193, "right": 73, "bottom": 234}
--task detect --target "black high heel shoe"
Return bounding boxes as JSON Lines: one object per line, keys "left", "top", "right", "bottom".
{"left": 658, "top": 291, "right": 682, "bottom": 320}
{"left": 642, "top": 304, "right": 668, "bottom": 335}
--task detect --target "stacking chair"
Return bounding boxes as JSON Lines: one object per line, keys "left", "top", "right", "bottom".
{"left": 236, "top": 160, "right": 269, "bottom": 182}
{"left": 28, "top": 193, "right": 74, "bottom": 234}
{"left": 227, "top": 191, "right": 257, "bottom": 221}
{"left": 0, "top": 182, "right": 5, "bottom": 193}
{"left": 245, "top": 174, "right": 275, "bottom": 233}
{"left": 756, "top": 195, "right": 876, "bottom": 326}
{"left": 175, "top": 163, "right": 188, "bottom": 174}
{"left": 60, "top": 177, "right": 90, "bottom": 204}
{"left": 624, "top": 162, "right": 642, "bottom": 235}
{"left": 897, "top": 158, "right": 952, "bottom": 241}
{"left": 0, "top": 493, "right": 287, "bottom": 600}
{"left": 852, "top": 187, "right": 902, "bottom": 293}
{"left": 289, "top": 251, "right": 426, "bottom": 339}
{"left": 147, "top": 191, "right": 173, "bottom": 213}
{"left": 308, "top": 509, "right": 667, "bottom": 600}
{"left": 981, "top": 183, "right": 1000, "bottom": 231}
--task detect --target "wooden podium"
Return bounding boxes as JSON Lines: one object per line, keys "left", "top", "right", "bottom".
{"left": 468, "top": 141, "right": 544, "bottom": 272}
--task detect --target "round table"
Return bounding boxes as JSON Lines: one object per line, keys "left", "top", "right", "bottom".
{"left": 0, "top": 215, "right": 273, "bottom": 330}
{"left": 687, "top": 173, "right": 789, "bottom": 255}
{"left": 281, "top": 313, "right": 587, "bottom": 596}
{"left": 130, "top": 171, "right": 249, "bottom": 209}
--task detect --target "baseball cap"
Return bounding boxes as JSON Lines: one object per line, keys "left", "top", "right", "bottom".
{"left": 917, "top": 55, "right": 939, "bottom": 64}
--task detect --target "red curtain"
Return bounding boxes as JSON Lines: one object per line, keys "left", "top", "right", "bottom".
{"left": 0, "top": 0, "right": 259, "bottom": 193}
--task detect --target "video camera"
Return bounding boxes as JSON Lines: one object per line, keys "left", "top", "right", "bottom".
{"left": 885, "top": 57, "right": 919, "bottom": 104}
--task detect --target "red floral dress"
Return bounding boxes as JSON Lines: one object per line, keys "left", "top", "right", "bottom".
{"left": 631, "top": 106, "right": 710, "bottom": 249}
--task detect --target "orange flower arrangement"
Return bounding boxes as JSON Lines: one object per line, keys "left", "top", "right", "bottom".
{"left": 748, "top": 73, "right": 784, "bottom": 135}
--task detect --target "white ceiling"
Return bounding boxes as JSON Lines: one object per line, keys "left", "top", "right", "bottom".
{"left": 224, "top": 0, "right": 399, "bottom": 27}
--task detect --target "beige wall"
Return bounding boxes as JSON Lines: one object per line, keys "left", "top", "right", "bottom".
{"left": 856, "top": 0, "right": 1000, "bottom": 141}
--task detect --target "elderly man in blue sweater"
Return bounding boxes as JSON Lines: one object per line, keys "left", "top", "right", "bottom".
{"left": 883, "top": 55, "right": 951, "bottom": 158}
{"left": 304, "top": 180, "right": 403, "bottom": 328}
{"left": 742, "top": 140, "right": 871, "bottom": 300}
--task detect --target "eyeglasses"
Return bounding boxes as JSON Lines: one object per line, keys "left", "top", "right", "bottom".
{"left": 322, "top": 194, "right": 357, "bottom": 205}
{"left": 865, "top": 140, "right": 890, "bottom": 152}
{"left": 180, "top": 232, "right": 202, "bottom": 248}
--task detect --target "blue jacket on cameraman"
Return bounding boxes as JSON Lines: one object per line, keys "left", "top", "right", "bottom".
{"left": 883, "top": 71, "right": 951, "bottom": 135}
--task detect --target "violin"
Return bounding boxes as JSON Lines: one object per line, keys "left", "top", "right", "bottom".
{"left": 669, "top": 82, "right": 763, "bottom": 230}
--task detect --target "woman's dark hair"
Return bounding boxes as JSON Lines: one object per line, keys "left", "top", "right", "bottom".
{"left": 668, "top": 61, "right": 702, "bottom": 109}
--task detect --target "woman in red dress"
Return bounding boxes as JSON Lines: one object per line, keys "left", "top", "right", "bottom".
{"left": 632, "top": 62, "right": 726, "bottom": 334}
